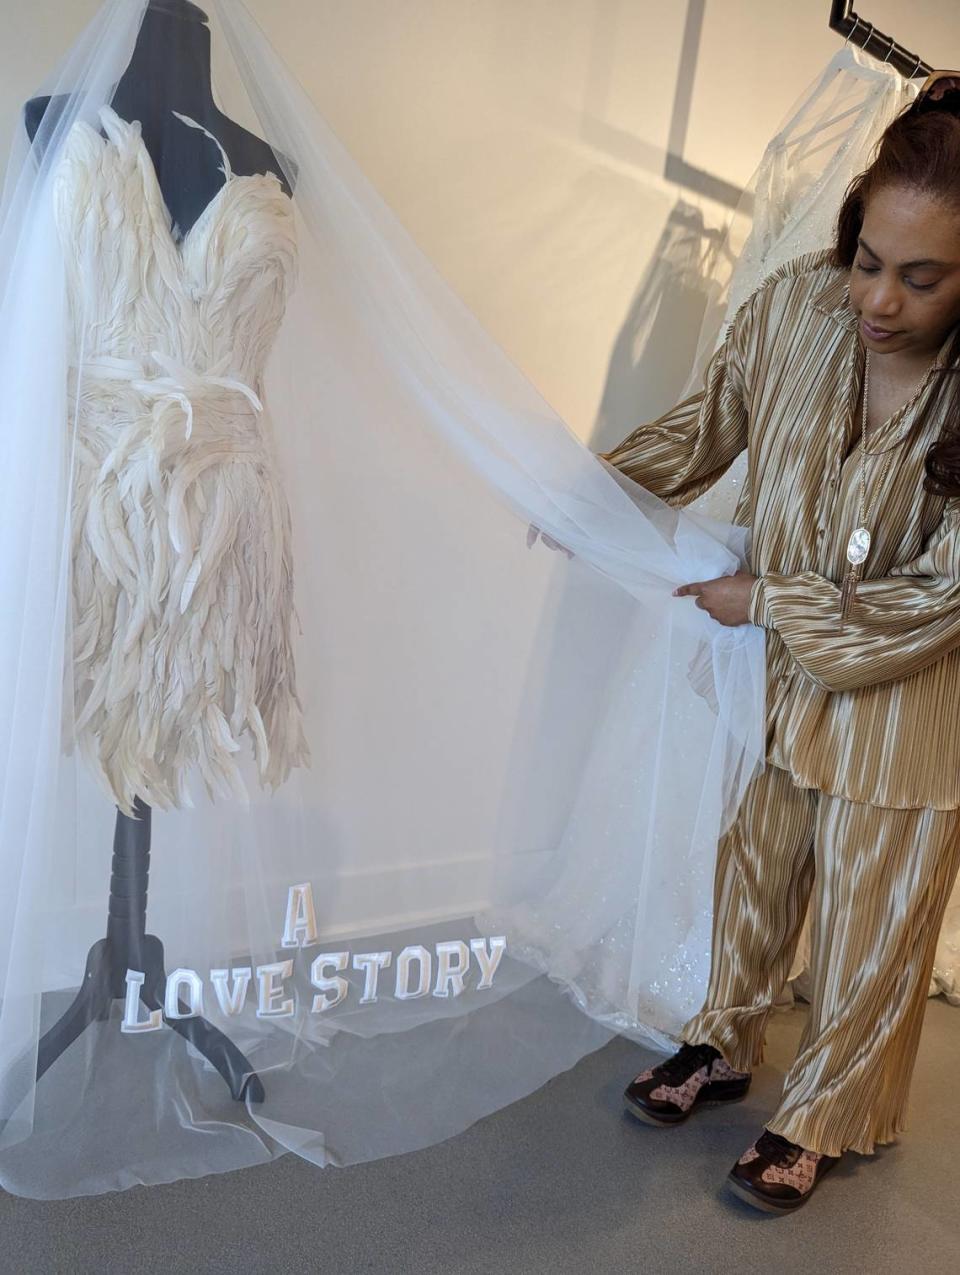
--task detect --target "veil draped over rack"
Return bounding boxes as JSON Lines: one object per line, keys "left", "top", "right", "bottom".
{"left": 0, "top": 0, "right": 939, "bottom": 1199}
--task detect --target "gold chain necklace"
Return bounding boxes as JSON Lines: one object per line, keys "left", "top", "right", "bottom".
{"left": 838, "top": 350, "right": 929, "bottom": 625}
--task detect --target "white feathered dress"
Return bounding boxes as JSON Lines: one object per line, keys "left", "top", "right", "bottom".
{"left": 51, "top": 103, "right": 309, "bottom": 815}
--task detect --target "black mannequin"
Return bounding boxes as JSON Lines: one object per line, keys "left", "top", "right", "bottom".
{"left": 18, "top": 0, "right": 286, "bottom": 1106}
{"left": 25, "top": 0, "right": 295, "bottom": 241}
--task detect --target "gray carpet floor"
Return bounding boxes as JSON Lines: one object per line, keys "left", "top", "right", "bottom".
{"left": 2, "top": 996, "right": 958, "bottom": 1274}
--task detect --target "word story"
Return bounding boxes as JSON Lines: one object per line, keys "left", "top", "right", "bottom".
{"left": 121, "top": 881, "right": 508, "bottom": 1032}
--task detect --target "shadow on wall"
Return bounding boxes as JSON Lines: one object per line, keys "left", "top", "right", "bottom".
{"left": 579, "top": 0, "right": 747, "bottom": 213}
{"left": 589, "top": 197, "right": 732, "bottom": 454}
{"left": 581, "top": 0, "right": 747, "bottom": 456}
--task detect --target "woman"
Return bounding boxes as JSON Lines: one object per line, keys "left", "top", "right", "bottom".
{"left": 602, "top": 72, "right": 960, "bottom": 1213}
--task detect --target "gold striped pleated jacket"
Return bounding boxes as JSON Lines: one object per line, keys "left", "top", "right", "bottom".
{"left": 599, "top": 248, "right": 960, "bottom": 809}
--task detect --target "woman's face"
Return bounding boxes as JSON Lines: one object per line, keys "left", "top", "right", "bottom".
{"left": 848, "top": 184, "right": 960, "bottom": 361}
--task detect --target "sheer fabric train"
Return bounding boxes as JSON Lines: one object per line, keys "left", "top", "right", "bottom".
{"left": 0, "top": 2, "right": 923, "bottom": 1199}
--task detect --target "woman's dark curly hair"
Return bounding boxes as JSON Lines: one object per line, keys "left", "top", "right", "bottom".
{"left": 832, "top": 77, "right": 960, "bottom": 498}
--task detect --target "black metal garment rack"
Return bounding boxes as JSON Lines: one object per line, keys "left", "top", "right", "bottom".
{"left": 829, "top": 1, "right": 932, "bottom": 79}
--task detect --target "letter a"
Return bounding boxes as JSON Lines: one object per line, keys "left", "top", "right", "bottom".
{"left": 281, "top": 881, "right": 319, "bottom": 949}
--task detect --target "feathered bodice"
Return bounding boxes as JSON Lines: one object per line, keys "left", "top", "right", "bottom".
{"left": 56, "top": 103, "right": 298, "bottom": 389}
{"left": 51, "top": 103, "right": 309, "bottom": 815}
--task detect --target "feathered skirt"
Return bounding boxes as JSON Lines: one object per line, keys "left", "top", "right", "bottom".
{"left": 67, "top": 361, "right": 310, "bottom": 816}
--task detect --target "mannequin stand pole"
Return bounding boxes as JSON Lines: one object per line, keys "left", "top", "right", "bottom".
{"left": 35, "top": 796, "right": 264, "bottom": 1103}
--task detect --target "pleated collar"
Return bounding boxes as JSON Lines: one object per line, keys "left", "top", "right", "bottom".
{"left": 810, "top": 267, "right": 859, "bottom": 333}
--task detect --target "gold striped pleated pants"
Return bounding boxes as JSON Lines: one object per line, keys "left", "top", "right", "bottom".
{"left": 680, "top": 761, "right": 960, "bottom": 1158}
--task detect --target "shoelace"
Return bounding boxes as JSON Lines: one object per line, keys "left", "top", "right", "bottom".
{"left": 653, "top": 1041, "right": 719, "bottom": 1085}
{"left": 755, "top": 1128, "right": 802, "bottom": 1166}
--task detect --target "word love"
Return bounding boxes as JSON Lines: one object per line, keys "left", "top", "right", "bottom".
{"left": 121, "top": 882, "right": 507, "bottom": 1033}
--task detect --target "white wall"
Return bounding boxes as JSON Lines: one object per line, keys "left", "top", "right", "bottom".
{"left": 2, "top": 1, "right": 958, "bottom": 446}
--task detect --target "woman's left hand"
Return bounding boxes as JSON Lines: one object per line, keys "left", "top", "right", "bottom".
{"left": 673, "top": 570, "right": 757, "bottom": 627}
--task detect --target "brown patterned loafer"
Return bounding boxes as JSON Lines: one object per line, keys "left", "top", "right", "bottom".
{"left": 727, "top": 1128, "right": 841, "bottom": 1213}
{"left": 624, "top": 1040, "right": 751, "bottom": 1126}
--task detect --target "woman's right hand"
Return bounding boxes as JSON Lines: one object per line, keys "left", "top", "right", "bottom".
{"left": 526, "top": 523, "right": 575, "bottom": 559}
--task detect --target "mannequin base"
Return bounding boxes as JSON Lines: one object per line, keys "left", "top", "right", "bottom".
{"left": 36, "top": 932, "right": 265, "bottom": 1103}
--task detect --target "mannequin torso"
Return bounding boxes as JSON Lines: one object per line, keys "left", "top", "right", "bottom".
{"left": 23, "top": 0, "right": 296, "bottom": 240}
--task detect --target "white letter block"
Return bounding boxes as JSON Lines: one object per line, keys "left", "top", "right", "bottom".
{"left": 164, "top": 968, "right": 204, "bottom": 1020}
{"left": 310, "top": 952, "right": 349, "bottom": 1012}
{"left": 281, "top": 882, "right": 319, "bottom": 949}
{"left": 395, "top": 945, "right": 432, "bottom": 1000}
{"left": 352, "top": 951, "right": 392, "bottom": 1004}
{"left": 120, "top": 969, "right": 163, "bottom": 1033}
{"left": 470, "top": 936, "right": 507, "bottom": 989}
{"left": 210, "top": 967, "right": 253, "bottom": 1016}
{"left": 433, "top": 940, "right": 470, "bottom": 998}
{"left": 256, "top": 960, "right": 295, "bottom": 1017}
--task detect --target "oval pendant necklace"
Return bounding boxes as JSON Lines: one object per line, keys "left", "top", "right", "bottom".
{"left": 839, "top": 350, "right": 927, "bottom": 625}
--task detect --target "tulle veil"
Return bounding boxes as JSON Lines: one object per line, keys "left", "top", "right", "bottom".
{"left": 0, "top": 0, "right": 917, "bottom": 1196}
